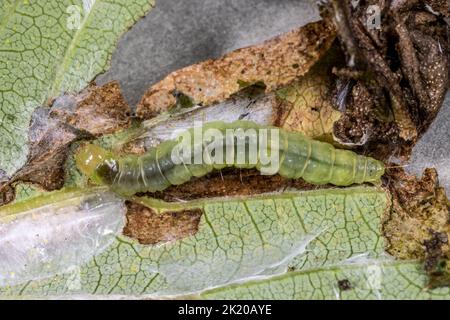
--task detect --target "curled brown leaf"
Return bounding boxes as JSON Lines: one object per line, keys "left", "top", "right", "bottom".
{"left": 322, "top": 0, "right": 449, "bottom": 159}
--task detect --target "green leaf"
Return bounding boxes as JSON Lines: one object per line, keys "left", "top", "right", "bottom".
{"left": 0, "top": 187, "right": 388, "bottom": 298}
{"left": 0, "top": 0, "right": 154, "bottom": 176}
{"left": 199, "top": 261, "right": 450, "bottom": 300}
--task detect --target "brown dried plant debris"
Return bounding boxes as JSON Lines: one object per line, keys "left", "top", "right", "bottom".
{"left": 50, "top": 81, "right": 131, "bottom": 136}
{"left": 322, "top": 0, "right": 449, "bottom": 160}
{"left": 136, "top": 20, "right": 337, "bottom": 119}
{"left": 123, "top": 201, "right": 203, "bottom": 245}
{"left": 0, "top": 81, "right": 132, "bottom": 206}
{"left": 424, "top": 231, "right": 450, "bottom": 289}
{"left": 0, "top": 108, "right": 92, "bottom": 205}
{"left": 383, "top": 168, "right": 450, "bottom": 264}
{"left": 0, "top": 170, "right": 14, "bottom": 206}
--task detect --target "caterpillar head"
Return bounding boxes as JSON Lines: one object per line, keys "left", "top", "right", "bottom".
{"left": 366, "top": 158, "right": 385, "bottom": 183}
{"left": 75, "top": 144, "right": 115, "bottom": 185}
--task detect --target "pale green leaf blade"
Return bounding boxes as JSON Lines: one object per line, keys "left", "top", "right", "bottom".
{"left": 0, "top": 187, "right": 388, "bottom": 298}
{"left": 0, "top": 0, "right": 155, "bottom": 175}
{"left": 200, "top": 261, "right": 450, "bottom": 300}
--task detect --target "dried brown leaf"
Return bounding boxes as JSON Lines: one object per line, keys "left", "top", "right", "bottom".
{"left": 137, "top": 20, "right": 337, "bottom": 119}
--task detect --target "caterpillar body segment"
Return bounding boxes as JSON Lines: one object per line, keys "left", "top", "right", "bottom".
{"left": 75, "top": 121, "right": 385, "bottom": 196}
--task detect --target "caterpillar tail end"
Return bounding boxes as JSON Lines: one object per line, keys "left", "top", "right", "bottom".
{"left": 366, "top": 158, "right": 385, "bottom": 183}
{"left": 75, "top": 144, "right": 112, "bottom": 184}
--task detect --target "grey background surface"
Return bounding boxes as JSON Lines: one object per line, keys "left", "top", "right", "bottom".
{"left": 99, "top": 0, "right": 449, "bottom": 193}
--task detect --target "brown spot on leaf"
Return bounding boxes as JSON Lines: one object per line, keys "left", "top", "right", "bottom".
{"left": 123, "top": 201, "right": 203, "bottom": 245}
{"left": 287, "top": 266, "right": 296, "bottom": 272}
{"left": 337, "top": 279, "right": 353, "bottom": 291}
{"left": 137, "top": 20, "right": 336, "bottom": 119}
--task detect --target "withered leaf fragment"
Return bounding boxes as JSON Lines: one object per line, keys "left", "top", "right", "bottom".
{"left": 383, "top": 168, "right": 450, "bottom": 264}
{"left": 0, "top": 108, "right": 92, "bottom": 205}
{"left": 50, "top": 81, "right": 131, "bottom": 136}
{"left": 137, "top": 20, "right": 337, "bottom": 119}
{"left": 0, "top": 81, "right": 132, "bottom": 205}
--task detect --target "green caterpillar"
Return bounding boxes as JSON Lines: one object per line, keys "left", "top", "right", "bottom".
{"left": 75, "top": 121, "right": 385, "bottom": 196}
